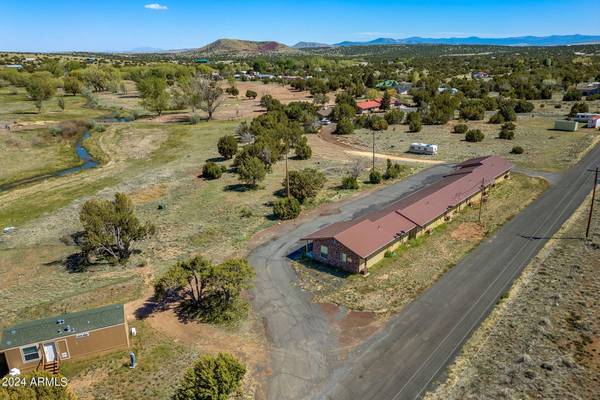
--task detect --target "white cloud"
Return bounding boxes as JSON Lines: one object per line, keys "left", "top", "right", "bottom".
{"left": 144, "top": 3, "right": 168, "bottom": 10}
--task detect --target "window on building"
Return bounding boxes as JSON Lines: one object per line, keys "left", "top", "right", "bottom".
{"left": 21, "top": 345, "right": 40, "bottom": 362}
{"left": 320, "top": 245, "right": 328, "bottom": 258}
{"left": 341, "top": 253, "right": 347, "bottom": 262}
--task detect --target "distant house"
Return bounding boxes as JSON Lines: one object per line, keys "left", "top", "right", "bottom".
{"left": 471, "top": 71, "right": 489, "bottom": 79}
{"left": 302, "top": 156, "right": 513, "bottom": 273}
{"left": 409, "top": 143, "right": 438, "bottom": 155}
{"left": 438, "top": 86, "right": 459, "bottom": 95}
{"left": 554, "top": 120, "right": 579, "bottom": 131}
{"left": 574, "top": 113, "right": 600, "bottom": 123}
{"left": 0, "top": 304, "right": 129, "bottom": 376}
{"left": 393, "top": 83, "right": 413, "bottom": 95}
{"left": 356, "top": 99, "right": 382, "bottom": 113}
{"left": 193, "top": 58, "right": 209, "bottom": 64}
{"left": 1, "top": 64, "right": 23, "bottom": 69}
{"left": 580, "top": 82, "right": 600, "bottom": 96}
{"left": 588, "top": 115, "right": 600, "bottom": 128}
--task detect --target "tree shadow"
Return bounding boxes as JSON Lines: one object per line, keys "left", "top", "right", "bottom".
{"left": 205, "top": 156, "right": 227, "bottom": 163}
{"left": 519, "top": 234, "right": 586, "bottom": 241}
{"left": 223, "top": 183, "right": 253, "bottom": 192}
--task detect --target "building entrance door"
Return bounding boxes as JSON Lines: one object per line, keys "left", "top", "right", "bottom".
{"left": 43, "top": 343, "right": 56, "bottom": 362}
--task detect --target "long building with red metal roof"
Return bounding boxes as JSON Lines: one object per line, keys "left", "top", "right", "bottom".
{"left": 302, "top": 155, "right": 513, "bottom": 273}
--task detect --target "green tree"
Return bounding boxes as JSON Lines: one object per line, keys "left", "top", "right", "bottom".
{"left": 203, "top": 162, "right": 224, "bottom": 179}
{"left": 369, "top": 169, "right": 382, "bottom": 184}
{"left": 26, "top": 75, "right": 56, "bottom": 112}
{"left": 335, "top": 118, "right": 354, "bottom": 135}
{"left": 238, "top": 156, "right": 266, "bottom": 187}
{"left": 407, "top": 112, "right": 422, "bottom": 132}
{"left": 563, "top": 89, "right": 582, "bottom": 101}
{"left": 273, "top": 197, "right": 301, "bottom": 220}
{"left": 380, "top": 90, "right": 391, "bottom": 110}
{"left": 79, "top": 193, "right": 155, "bottom": 263}
{"left": 341, "top": 175, "right": 359, "bottom": 189}
{"left": 368, "top": 115, "right": 388, "bottom": 131}
{"left": 385, "top": 109, "right": 404, "bottom": 125}
{"left": 245, "top": 89, "right": 257, "bottom": 99}
{"left": 465, "top": 129, "right": 485, "bottom": 142}
{"left": 137, "top": 76, "right": 170, "bottom": 116}
{"left": 569, "top": 102, "right": 589, "bottom": 117}
{"left": 195, "top": 77, "right": 224, "bottom": 119}
{"left": 217, "top": 135, "right": 238, "bottom": 159}
{"left": 294, "top": 136, "right": 312, "bottom": 159}
{"left": 285, "top": 168, "right": 326, "bottom": 203}
{"left": 498, "top": 128, "right": 515, "bottom": 140}
{"left": 331, "top": 103, "right": 356, "bottom": 122}
{"left": 63, "top": 76, "right": 82, "bottom": 95}
{"left": 173, "top": 353, "right": 246, "bottom": 400}
{"left": 57, "top": 96, "right": 65, "bottom": 111}
{"left": 453, "top": 123, "right": 468, "bottom": 134}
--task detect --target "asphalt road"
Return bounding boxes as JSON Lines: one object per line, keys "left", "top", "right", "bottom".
{"left": 314, "top": 143, "right": 600, "bottom": 400}
{"left": 249, "top": 164, "right": 454, "bottom": 400}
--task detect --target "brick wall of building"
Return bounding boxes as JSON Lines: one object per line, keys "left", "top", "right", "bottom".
{"left": 311, "top": 238, "right": 363, "bottom": 273}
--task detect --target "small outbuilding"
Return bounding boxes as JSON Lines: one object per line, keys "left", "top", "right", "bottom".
{"left": 0, "top": 304, "right": 129, "bottom": 376}
{"left": 588, "top": 115, "right": 600, "bottom": 129}
{"left": 554, "top": 120, "right": 578, "bottom": 131}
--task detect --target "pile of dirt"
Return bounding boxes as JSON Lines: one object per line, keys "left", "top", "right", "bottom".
{"left": 450, "top": 222, "right": 484, "bottom": 241}
{"left": 427, "top": 197, "right": 600, "bottom": 399}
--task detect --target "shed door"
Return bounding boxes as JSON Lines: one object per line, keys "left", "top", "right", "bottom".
{"left": 43, "top": 343, "right": 56, "bottom": 362}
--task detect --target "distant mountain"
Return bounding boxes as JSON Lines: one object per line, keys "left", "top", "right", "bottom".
{"left": 334, "top": 34, "right": 600, "bottom": 47}
{"left": 184, "top": 39, "right": 299, "bottom": 56}
{"left": 292, "top": 41, "right": 332, "bottom": 49}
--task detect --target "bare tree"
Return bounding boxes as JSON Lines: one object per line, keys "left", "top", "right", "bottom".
{"left": 189, "top": 75, "right": 224, "bottom": 120}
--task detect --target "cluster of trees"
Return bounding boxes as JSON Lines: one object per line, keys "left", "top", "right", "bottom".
{"left": 154, "top": 255, "right": 255, "bottom": 323}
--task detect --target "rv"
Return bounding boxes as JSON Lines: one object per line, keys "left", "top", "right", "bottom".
{"left": 409, "top": 143, "right": 438, "bottom": 155}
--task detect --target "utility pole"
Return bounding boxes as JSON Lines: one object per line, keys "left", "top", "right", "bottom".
{"left": 586, "top": 167, "right": 598, "bottom": 238}
{"left": 372, "top": 130, "right": 376, "bottom": 170}
{"left": 285, "top": 142, "right": 290, "bottom": 198}
{"left": 478, "top": 178, "right": 485, "bottom": 226}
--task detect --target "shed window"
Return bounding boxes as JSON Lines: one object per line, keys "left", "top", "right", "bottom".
{"left": 320, "top": 245, "right": 328, "bottom": 258}
{"left": 21, "top": 345, "right": 40, "bottom": 362}
{"left": 341, "top": 253, "right": 347, "bottom": 262}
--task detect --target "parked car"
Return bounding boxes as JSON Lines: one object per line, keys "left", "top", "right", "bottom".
{"left": 320, "top": 118, "right": 331, "bottom": 125}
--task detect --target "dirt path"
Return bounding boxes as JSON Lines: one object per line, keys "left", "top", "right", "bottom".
{"left": 318, "top": 124, "right": 447, "bottom": 165}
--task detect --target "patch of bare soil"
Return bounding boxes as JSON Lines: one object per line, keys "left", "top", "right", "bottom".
{"left": 450, "top": 222, "right": 484, "bottom": 241}
{"left": 141, "top": 305, "right": 269, "bottom": 399}
{"left": 128, "top": 183, "right": 168, "bottom": 205}
{"left": 426, "top": 194, "right": 600, "bottom": 400}
{"left": 68, "top": 369, "right": 109, "bottom": 400}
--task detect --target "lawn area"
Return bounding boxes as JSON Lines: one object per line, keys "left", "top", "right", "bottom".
{"left": 337, "top": 115, "right": 599, "bottom": 172}
{"left": 292, "top": 173, "right": 549, "bottom": 314}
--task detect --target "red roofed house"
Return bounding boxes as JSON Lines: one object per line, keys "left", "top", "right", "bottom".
{"left": 302, "top": 156, "right": 513, "bottom": 273}
{"left": 356, "top": 99, "right": 381, "bottom": 113}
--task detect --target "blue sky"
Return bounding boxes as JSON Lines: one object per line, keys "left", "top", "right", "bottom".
{"left": 1, "top": 0, "right": 598, "bottom": 52}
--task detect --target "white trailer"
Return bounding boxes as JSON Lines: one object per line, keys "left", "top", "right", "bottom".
{"left": 409, "top": 143, "right": 438, "bottom": 155}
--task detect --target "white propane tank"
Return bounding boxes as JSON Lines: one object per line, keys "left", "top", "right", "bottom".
{"left": 130, "top": 327, "right": 137, "bottom": 336}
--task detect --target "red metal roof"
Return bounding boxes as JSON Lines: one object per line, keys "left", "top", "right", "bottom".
{"left": 303, "top": 156, "right": 513, "bottom": 259}
{"left": 356, "top": 99, "right": 381, "bottom": 110}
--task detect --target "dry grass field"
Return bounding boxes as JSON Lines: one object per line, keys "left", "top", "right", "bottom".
{"left": 426, "top": 191, "right": 600, "bottom": 400}
{"left": 292, "top": 173, "right": 549, "bottom": 314}
{"left": 338, "top": 115, "right": 599, "bottom": 172}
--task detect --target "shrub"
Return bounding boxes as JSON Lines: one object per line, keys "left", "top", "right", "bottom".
{"left": 238, "top": 156, "right": 266, "bottom": 187}
{"left": 453, "top": 123, "right": 468, "bottom": 134}
{"left": 569, "top": 102, "right": 589, "bottom": 117}
{"left": 217, "top": 135, "right": 238, "bottom": 159}
{"left": 563, "top": 89, "right": 582, "bottom": 101}
{"left": 384, "top": 109, "right": 404, "bottom": 125}
{"left": 369, "top": 169, "right": 382, "bottom": 184}
{"left": 354, "top": 114, "right": 369, "bottom": 128}
{"left": 273, "top": 197, "right": 301, "bottom": 220}
{"left": 407, "top": 112, "right": 422, "bottom": 132}
{"left": 459, "top": 102, "right": 485, "bottom": 120}
{"left": 369, "top": 115, "right": 388, "bottom": 131}
{"left": 498, "top": 128, "right": 515, "bottom": 140}
{"left": 245, "top": 89, "right": 257, "bottom": 99}
{"left": 285, "top": 168, "right": 326, "bottom": 202}
{"left": 203, "top": 162, "right": 224, "bottom": 179}
{"left": 465, "top": 129, "right": 484, "bottom": 142}
{"left": 586, "top": 93, "right": 600, "bottom": 101}
{"left": 173, "top": 353, "right": 246, "bottom": 400}
{"left": 335, "top": 118, "right": 354, "bottom": 135}
{"left": 511, "top": 146, "right": 524, "bottom": 154}
{"left": 384, "top": 160, "right": 406, "bottom": 180}
{"left": 331, "top": 103, "right": 356, "bottom": 122}
{"left": 341, "top": 175, "right": 359, "bottom": 189}
{"left": 225, "top": 86, "right": 239, "bottom": 96}
{"left": 514, "top": 100, "right": 534, "bottom": 113}
{"left": 488, "top": 112, "right": 505, "bottom": 124}
{"left": 294, "top": 139, "right": 312, "bottom": 159}
{"left": 501, "top": 122, "right": 516, "bottom": 131}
